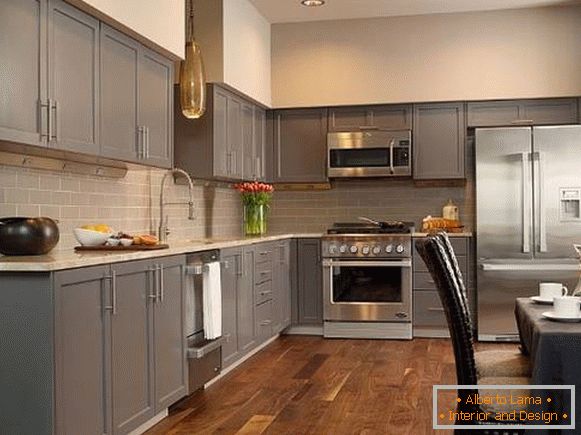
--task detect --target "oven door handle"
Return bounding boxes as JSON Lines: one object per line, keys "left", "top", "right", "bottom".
{"left": 322, "top": 259, "right": 412, "bottom": 268}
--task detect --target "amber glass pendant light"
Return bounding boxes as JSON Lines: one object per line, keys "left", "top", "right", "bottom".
{"left": 180, "top": 0, "right": 206, "bottom": 118}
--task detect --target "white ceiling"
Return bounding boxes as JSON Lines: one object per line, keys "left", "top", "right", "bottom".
{"left": 249, "top": 0, "right": 580, "bottom": 23}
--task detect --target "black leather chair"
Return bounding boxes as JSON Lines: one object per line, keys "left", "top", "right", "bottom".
{"left": 415, "top": 235, "right": 529, "bottom": 434}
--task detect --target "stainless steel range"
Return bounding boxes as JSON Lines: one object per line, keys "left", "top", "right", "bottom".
{"left": 322, "top": 218, "right": 413, "bottom": 339}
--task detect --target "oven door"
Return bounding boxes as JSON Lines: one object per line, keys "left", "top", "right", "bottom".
{"left": 322, "top": 259, "right": 412, "bottom": 322}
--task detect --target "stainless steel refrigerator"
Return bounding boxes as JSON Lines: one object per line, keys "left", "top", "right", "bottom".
{"left": 476, "top": 126, "right": 581, "bottom": 341}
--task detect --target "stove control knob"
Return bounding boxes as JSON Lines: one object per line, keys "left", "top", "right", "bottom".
{"left": 362, "top": 245, "right": 370, "bottom": 255}
{"left": 372, "top": 246, "right": 381, "bottom": 255}
{"left": 328, "top": 245, "right": 338, "bottom": 255}
{"left": 349, "top": 245, "right": 359, "bottom": 254}
{"left": 339, "top": 244, "right": 348, "bottom": 254}
{"left": 396, "top": 244, "right": 405, "bottom": 254}
{"left": 385, "top": 244, "right": 393, "bottom": 253}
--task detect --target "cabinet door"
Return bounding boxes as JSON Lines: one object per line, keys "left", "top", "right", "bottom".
{"left": 297, "top": 239, "right": 323, "bottom": 325}
{"left": 100, "top": 25, "right": 139, "bottom": 162}
{"left": 272, "top": 241, "right": 292, "bottom": 333}
{"left": 254, "top": 108, "right": 267, "bottom": 181}
{"left": 413, "top": 102, "right": 466, "bottom": 180}
{"left": 328, "top": 106, "right": 369, "bottom": 131}
{"left": 371, "top": 105, "right": 412, "bottom": 129}
{"left": 228, "top": 94, "right": 244, "bottom": 179}
{"left": 153, "top": 256, "right": 187, "bottom": 411}
{"left": 239, "top": 246, "right": 257, "bottom": 353}
{"left": 48, "top": 0, "right": 99, "bottom": 155}
{"left": 110, "top": 260, "right": 155, "bottom": 434}
{"left": 138, "top": 47, "right": 173, "bottom": 168}
{"left": 520, "top": 98, "right": 578, "bottom": 125}
{"left": 242, "top": 102, "right": 255, "bottom": 180}
{"left": 466, "top": 101, "right": 521, "bottom": 127}
{"left": 212, "top": 87, "right": 230, "bottom": 178}
{"left": 273, "top": 108, "right": 328, "bottom": 183}
{"left": 221, "top": 248, "right": 241, "bottom": 367}
{"left": 54, "top": 266, "right": 110, "bottom": 435}
{"left": 0, "top": 0, "right": 47, "bottom": 147}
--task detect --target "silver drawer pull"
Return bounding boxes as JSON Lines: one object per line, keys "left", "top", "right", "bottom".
{"left": 259, "top": 251, "right": 269, "bottom": 256}
{"left": 260, "top": 271, "right": 269, "bottom": 275}
{"left": 427, "top": 307, "right": 445, "bottom": 312}
{"left": 260, "top": 291, "right": 272, "bottom": 296}
{"left": 260, "top": 320, "right": 272, "bottom": 326}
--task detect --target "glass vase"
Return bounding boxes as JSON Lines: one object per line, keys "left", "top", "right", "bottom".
{"left": 244, "top": 204, "right": 267, "bottom": 236}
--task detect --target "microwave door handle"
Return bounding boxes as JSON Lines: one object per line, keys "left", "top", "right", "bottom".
{"left": 389, "top": 139, "right": 395, "bottom": 175}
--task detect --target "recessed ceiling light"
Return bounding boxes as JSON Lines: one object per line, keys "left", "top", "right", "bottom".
{"left": 301, "top": 0, "right": 325, "bottom": 7}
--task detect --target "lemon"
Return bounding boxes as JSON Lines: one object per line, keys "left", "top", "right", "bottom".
{"left": 95, "top": 224, "right": 111, "bottom": 233}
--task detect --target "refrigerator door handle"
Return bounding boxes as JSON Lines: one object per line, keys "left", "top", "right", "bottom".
{"left": 536, "top": 151, "right": 548, "bottom": 253}
{"left": 521, "top": 152, "right": 531, "bottom": 253}
{"left": 480, "top": 263, "right": 580, "bottom": 272}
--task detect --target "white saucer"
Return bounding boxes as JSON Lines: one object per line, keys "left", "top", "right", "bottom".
{"left": 542, "top": 311, "right": 581, "bottom": 322}
{"left": 530, "top": 296, "right": 554, "bottom": 305}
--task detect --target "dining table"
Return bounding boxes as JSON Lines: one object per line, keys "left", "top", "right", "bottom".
{"left": 515, "top": 297, "right": 581, "bottom": 433}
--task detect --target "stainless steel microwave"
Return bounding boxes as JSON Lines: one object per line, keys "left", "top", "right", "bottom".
{"left": 327, "top": 130, "right": 412, "bottom": 178}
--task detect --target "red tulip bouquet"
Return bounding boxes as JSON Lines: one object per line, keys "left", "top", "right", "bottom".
{"left": 234, "top": 181, "right": 274, "bottom": 235}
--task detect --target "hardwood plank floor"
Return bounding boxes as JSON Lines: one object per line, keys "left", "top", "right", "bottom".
{"left": 145, "top": 336, "right": 512, "bottom": 435}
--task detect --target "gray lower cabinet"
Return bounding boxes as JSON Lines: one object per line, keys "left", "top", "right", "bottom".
{"left": 412, "top": 237, "right": 473, "bottom": 337}
{"left": 0, "top": 255, "right": 187, "bottom": 435}
{"left": 239, "top": 246, "right": 257, "bottom": 352}
{"left": 328, "top": 104, "right": 412, "bottom": 131}
{"left": 413, "top": 102, "right": 466, "bottom": 180}
{"left": 272, "top": 240, "right": 292, "bottom": 333}
{"left": 296, "top": 238, "right": 323, "bottom": 325}
{"left": 467, "top": 98, "right": 579, "bottom": 127}
{"left": 0, "top": 0, "right": 47, "bottom": 147}
{"left": 48, "top": 0, "right": 100, "bottom": 155}
{"left": 272, "top": 108, "right": 328, "bottom": 183}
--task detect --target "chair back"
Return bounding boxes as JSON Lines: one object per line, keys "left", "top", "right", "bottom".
{"left": 414, "top": 236, "right": 479, "bottom": 401}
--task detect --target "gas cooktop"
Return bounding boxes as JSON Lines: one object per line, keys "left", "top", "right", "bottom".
{"left": 326, "top": 221, "right": 415, "bottom": 235}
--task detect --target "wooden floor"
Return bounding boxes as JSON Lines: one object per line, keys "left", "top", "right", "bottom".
{"left": 145, "top": 336, "right": 509, "bottom": 435}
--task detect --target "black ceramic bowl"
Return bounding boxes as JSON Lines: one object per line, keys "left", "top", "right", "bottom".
{"left": 0, "top": 217, "right": 60, "bottom": 256}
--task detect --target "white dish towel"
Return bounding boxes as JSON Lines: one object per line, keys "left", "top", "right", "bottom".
{"left": 203, "top": 261, "right": 222, "bottom": 340}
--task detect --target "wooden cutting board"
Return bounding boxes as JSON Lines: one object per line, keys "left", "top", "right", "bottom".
{"left": 74, "top": 244, "right": 169, "bottom": 252}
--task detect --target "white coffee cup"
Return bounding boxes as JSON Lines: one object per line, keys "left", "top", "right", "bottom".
{"left": 540, "top": 282, "right": 568, "bottom": 300}
{"left": 553, "top": 296, "right": 581, "bottom": 318}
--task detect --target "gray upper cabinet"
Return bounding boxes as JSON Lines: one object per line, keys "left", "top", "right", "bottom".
{"left": 413, "top": 102, "right": 466, "bottom": 180}
{"left": 467, "top": 98, "right": 579, "bottom": 127}
{"left": 100, "top": 25, "right": 140, "bottom": 163}
{"left": 48, "top": 0, "right": 99, "bottom": 155}
{"left": 175, "top": 84, "right": 266, "bottom": 181}
{"left": 297, "top": 238, "right": 323, "bottom": 325}
{"left": 110, "top": 260, "right": 155, "bottom": 434}
{"left": 328, "top": 104, "right": 412, "bottom": 131}
{"left": 137, "top": 47, "right": 173, "bottom": 168}
{"left": 0, "top": 0, "right": 47, "bottom": 147}
{"left": 153, "top": 257, "right": 187, "bottom": 411}
{"left": 54, "top": 265, "right": 109, "bottom": 435}
{"left": 273, "top": 108, "right": 328, "bottom": 183}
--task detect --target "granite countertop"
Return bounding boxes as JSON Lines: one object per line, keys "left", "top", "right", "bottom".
{"left": 0, "top": 233, "right": 322, "bottom": 272}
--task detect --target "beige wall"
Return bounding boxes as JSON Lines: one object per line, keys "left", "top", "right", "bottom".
{"left": 77, "top": 0, "right": 185, "bottom": 59}
{"left": 223, "top": 0, "right": 272, "bottom": 105}
{"left": 271, "top": 5, "right": 581, "bottom": 108}
{"left": 0, "top": 165, "right": 242, "bottom": 251}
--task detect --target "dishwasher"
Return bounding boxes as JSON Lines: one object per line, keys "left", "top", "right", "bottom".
{"left": 185, "top": 249, "right": 224, "bottom": 393}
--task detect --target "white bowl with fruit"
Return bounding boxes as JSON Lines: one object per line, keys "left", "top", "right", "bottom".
{"left": 73, "top": 224, "right": 114, "bottom": 247}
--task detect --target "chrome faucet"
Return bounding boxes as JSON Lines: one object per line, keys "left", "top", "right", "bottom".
{"left": 159, "top": 168, "right": 195, "bottom": 243}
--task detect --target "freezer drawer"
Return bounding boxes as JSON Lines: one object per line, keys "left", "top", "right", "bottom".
{"left": 477, "top": 263, "right": 579, "bottom": 341}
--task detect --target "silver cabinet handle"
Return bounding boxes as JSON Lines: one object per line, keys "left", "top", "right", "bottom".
{"left": 137, "top": 126, "right": 144, "bottom": 159}
{"left": 428, "top": 307, "right": 445, "bottom": 312}
{"left": 389, "top": 139, "right": 395, "bottom": 175}
{"left": 521, "top": 152, "right": 531, "bottom": 253}
{"left": 255, "top": 157, "right": 261, "bottom": 179}
{"left": 480, "top": 263, "right": 580, "bottom": 271}
{"left": 47, "top": 99, "right": 54, "bottom": 144}
{"left": 148, "top": 266, "right": 158, "bottom": 299}
{"left": 260, "top": 320, "right": 272, "bottom": 326}
{"left": 111, "top": 270, "right": 117, "bottom": 315}
{"left": 145, "top": 127, "right": 150, "bottom": 159}
{"left": 226, "top": 152, "right": 232, "bottom": 174}
{"left": 158, "top": 264, "right": 164, "bottom": 303}
{"left": 536, "top": 152, "right": 547, "bottom": 253}
{"left": 53, "top": 100, "right": 59, "bottom": 143}
{"left": 260, "top": 290, "right": 272, "bottom": 296}
{"left": 511, "top": 119, "right": 534, "bottom": 125}
{"left": 40, "top": 100, "right": 50, "bottom": 140}
{"left": 236, "top": 254, "right": 243, "bottom": 276}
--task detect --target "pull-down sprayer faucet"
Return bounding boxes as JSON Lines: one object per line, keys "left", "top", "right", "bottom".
{"left": 158, "top": 168, "right": 195, "bottom": 243}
